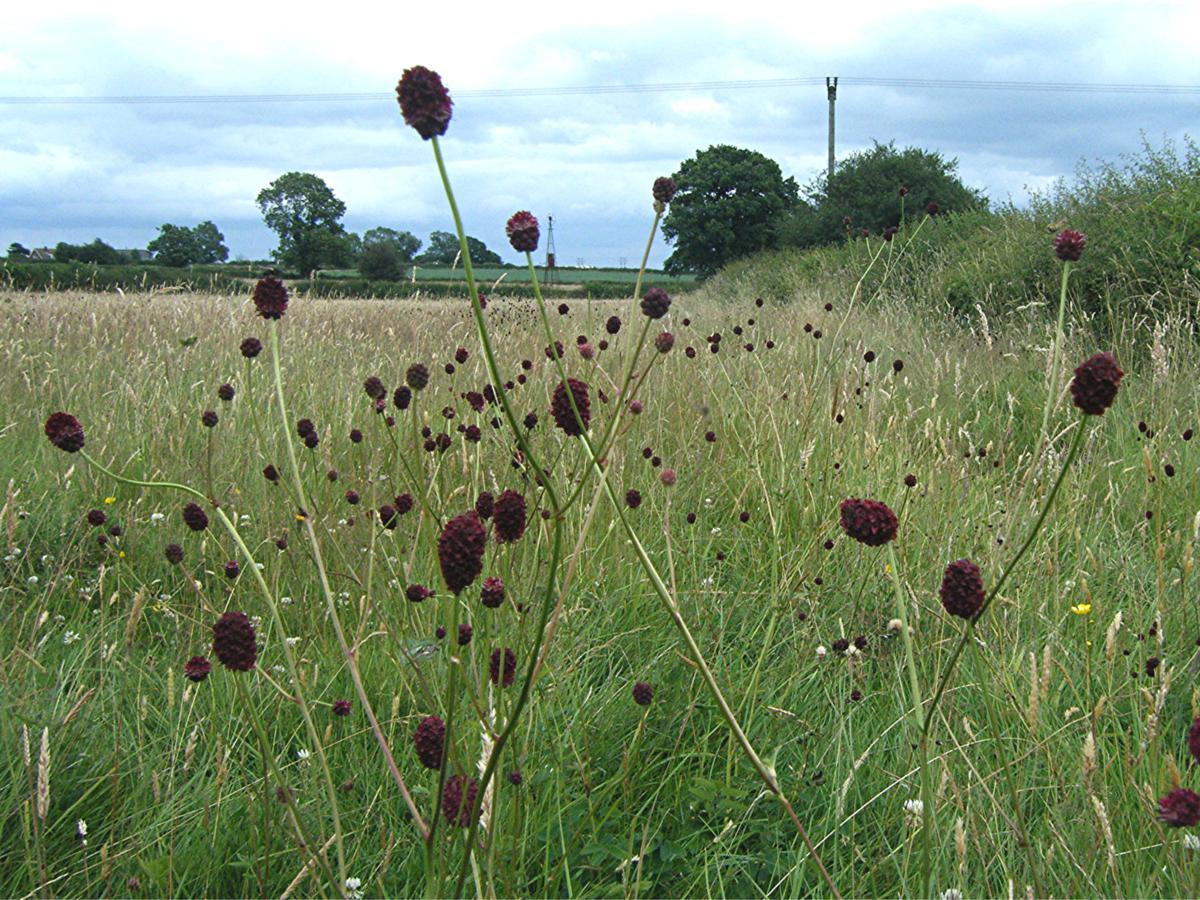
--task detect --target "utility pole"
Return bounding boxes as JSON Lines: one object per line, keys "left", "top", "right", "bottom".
{"left": 826, "top": 76, "right": 837, "bottom": 184}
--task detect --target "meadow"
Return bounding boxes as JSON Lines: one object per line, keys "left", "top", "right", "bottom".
{"left": 1, "top": 253, "right": 1198, "bottom": 897}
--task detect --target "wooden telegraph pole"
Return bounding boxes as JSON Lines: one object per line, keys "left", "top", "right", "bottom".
{"left": 826, "top": 76, "right": 838, "bottom": 183}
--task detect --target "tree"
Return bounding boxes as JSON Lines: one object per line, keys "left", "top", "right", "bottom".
{"left": 416, "top": 230, "right": 501, "bottom": 266}
{"left": 786, "top": 142, "right": 988, "bottom": 248}
{"left": 192, "top": 221, "right": 230, "bottom": 263}
{"left": 54, "top": 239, "right": 120, "bottom": 265}
{"left": 146, "top": 222, "right": 229, "bottom": 267}
{"left": 147, "top": 224, "right": 200, "bottom": 267}
{"left": 359, "top": 242, "right": 405, "bottom": 281}
{"left": 362, "top": 227, "right": 422, "bottom": 262}
{"left": 661, "top": 145, "right": 800, "bottom": 277}
{"left": 7, "top": 242, "right": 30, "bottom": 260}
{"left": 256, "top": 172, "right": 348, "bottom": 275}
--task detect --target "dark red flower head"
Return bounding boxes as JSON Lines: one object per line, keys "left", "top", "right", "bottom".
{"left": 406, "top": 363, "right": 430, "bottom": 391}
{"left": 396, "top": 66, "right": 453, "bottom": 140}
{"left": 652, "top": 176, "right": 677, "bottom": 205}
{"left": 223, "top": 560, "right": 240, "bottom": 579}
{"left": 164, "top": 543, "right": 184, "bottom": 564}
{"left": 654, "top": 332, "right": 675, "bottom": 354}
{"left": 552, "top": 378, "right": 591, "bottom": 436}
{"left": 475, "top": 491, "right": 494, "bottom": 519}
{"left": 201, "top": 410, "right": 219, "bottom": 428}
{"left": 363, "top": 375, "right": 386, "bottom": 401}
{"left": 405, "top": 583, "right": 433, "bottom": 603}
{"left": 253, "top": 276, "right": 288, "bottom": 320}
{"left": 441, "top": 774, "right": 479, "bottom": 828}
{"left": 1053, "top": 229, "right": 1087, "bottom": 262}
{"left": 182, "top": 502, "right": 209, "bottom": 532}
{"left": 86, "top": 508, "right": 107, "bottom": 527}
{"left": 438, "top": 511, "right": 487, "bottom": 594}
{"left": 632, "top": 681, "right": 654, "bottom": 706}
{"left": 481, "top": 576, "right": 505, "bottom": 608}
{"left": 838, "top": 498, "right": 898, "bottom": 547}
{"left": 1188, "top": 716, "right": 1200, "bottom": 766}
{"left": 506, "top": 211, "right": 539, "bottom": 253}
{"left": 939, "top": 559, "right": 985, "bottom": 619}
{"left": 925, "top": 201, "right": 940, "bottom": 216}
{"left": 218, "top": 383, "right": 235, "bottom": 402}
{"left": 493, "top": 490, "right": 527, "bottom": 543}
{"left": 212, "top": 611, "right": 257, "bottom": 672}
{"left": 1070, "top": 351, "right": 1123, "bottom": 416}
{"left": 184, "top": 655, "right": 211, "bottom": 682}
{"left": 490, "top": 647, "right": 517, "bottom": 687}
{"left": 240, "top": 337, "right": 263, "bottom": 358}
{"left": 1159, "top": 788, "right": 1200, "bottom": 827}
{"left": 641, "top": 287, "right": 670, "bottom": 319}
{"left": 413, "top": 714, "right": 446, "bottom": 769}
{"left": 606, "top": 315, "right": 622, "bottom": 335}
{"left": 44, "top": 412, "right": 84, "bottom": 453}
{"left": 332, "top": 699, "right": 352, "bottom": 717}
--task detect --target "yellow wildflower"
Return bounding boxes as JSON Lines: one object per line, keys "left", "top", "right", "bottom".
{"left": 1070, "top": 603, "right": 1092, "bottom": 616}
{"left": 104, "top": 496, "right": 116, "bottom": 505}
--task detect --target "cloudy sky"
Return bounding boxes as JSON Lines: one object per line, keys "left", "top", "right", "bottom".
{"left": 2, "top": 0, "right": 1196, "bottom": 268}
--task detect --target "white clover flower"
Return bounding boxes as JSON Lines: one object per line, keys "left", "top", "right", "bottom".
{"left": 888, "top": 618, "right": 903, "bottom": 632}
{"left": 816, "top": 646, "right": 827, "bottom": 659}
{"left": 63, "top": 631, "right": 80, "bottom": 644}
{"left": 903, "top": 798, "right": 924, "bottom": 826}
{"left": 939, "top": 890, "right": 963, "bottom": 900}
{"left": 27, "top": 575, "right": 39, "bottom": 585}
{"left": 345, "top": 877, "right": 363, "bottom": 899}
{"left": 281, "top": 596, "right": 293, "bottom": 605}
{"left": 710, "top": 527, "right": 721, "bottom": 536}
{"left": 1183, "top": 833, "right": 1200, "bottom": 851}
{"left": 76, "top": 819, "right": 88, "bottom": 845}
{"left": 150, "top": 512, "right": 165, "bottom": 525}
{"left": 286, "top": 637, "right": 301, "bottom": 647}
{"left": 296, "top": 748, "right": 310, "bottom": 761}
{"left": 701, "top": 576, "right": 715, "bottom": 589}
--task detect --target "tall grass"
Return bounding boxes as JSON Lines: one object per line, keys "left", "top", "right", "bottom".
{"left": 2, "top": 257, "right": 1198, "bottom": 895}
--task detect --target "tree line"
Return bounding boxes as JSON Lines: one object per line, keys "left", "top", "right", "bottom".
{"left": 7, "top": 141, "right": 984, "bottom": 279}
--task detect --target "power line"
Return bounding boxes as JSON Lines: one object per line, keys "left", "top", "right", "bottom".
{"left": 1, "top": 74, "right": 1198, "bottom": 105}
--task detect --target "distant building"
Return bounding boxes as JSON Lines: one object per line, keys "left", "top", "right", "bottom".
{"left": 121, "top": 249, "right": 155, "bottom": 262}
{"left": 29, "top": 248, "right": 54, "bottom": 261}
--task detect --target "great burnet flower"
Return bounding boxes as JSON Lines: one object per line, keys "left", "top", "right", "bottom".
{"left": 1070, "top": 352, "right": 1123, "bottom": 416}
{"left": 212, "top": 611, "right": 257, "bottom": 672}
{"left": 441, "top": 774, "right": 479, "bottom": 828}
{"left": 438, "top": 511, "right": 487, "bottom": 594}
{"left": 939, "top": 559, "right": 985, "bottom": 619}
{"left": 1053, "top": 229, "right": 1087, "bottom": 262}
{"left": 184, "top": 655, "right": 211, "bottom": 682}
{"left": 839, "top": 498, "right": 898, "bottom": 547}
{"left": 181, "top": 502, "right": 209, "bottom": 532}
{"left": 1159, "top": 788, "right": 1200, "bottom": 827}
{"left": 490, "top": 647, "right": 517, "bottom": 687}
{"left": 632, "top": 681, "right": 654, "bottom": 706}
{"left": 474, "top": 491, "right": 494, "bottom": 520}
{"left": 253, "top": 276, "right": 289, "bottom": 320}
{"left": 44, "top": 412, "right": 85, "bottom": 453}
{"left": 652, "top": 177, "right": 677, "bottom": 205}
{"left": 240, "top": 337, "right": 263, "bottom": 358}
{"left": 481, "top": 576, "right": 505, "bottom": 609}
{"left": 493, "top": 490, "right": 527, "bottom": 543}
{"left": 396, "top": 66, "right": 453, "bottom": 140}
{"left": 640, "top": 288, "right": 670, "bottom": 319}
{"left": 506, "top": 211, "right": 539, "bottom": 252}
{"left": 406, "top": 363, "right": 430, "bottom": 391}
{"left": 413, "top": 714, "right": 446, "bottom": 769}
{"left": 1188, "top": 716, "right": 1200, "bottom": 766}
{"left": 551, "top": 378, "right": 590, "bottom": 436}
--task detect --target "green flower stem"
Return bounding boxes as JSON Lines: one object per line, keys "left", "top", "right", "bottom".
{"left": 886, "top": 543, "right": 933, "bottom": 899}
{"left": 632, "top": 208, "right": 663, "bottom": 301}
{"left": 268, "top": 321, "right": 427, "bottom": 843}
{"left": 1040, "top": 261, "right": 1072, "bottom": 444}
{"left": 923, "top": 419, "right": 1087, "bottom": 738}
{"left": 430, "top": 137, "right": 559, "bottom": 512}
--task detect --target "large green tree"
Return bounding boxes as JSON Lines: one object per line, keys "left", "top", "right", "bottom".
{"left": 147, "top": 221, "right": 230, "bottom": 267}
{"left": 7, "top": 242, "right": 30, "bottom": 260}
{"left": 661, "top": 145, "right": 800, "bottom": 277}
{"left": 786, "top": 142, "right": 988, "bottom": 247}
{"left": 363, "top": 227, "right": 422, "bottom": 262}
{"left": 53, "top": 238, "right": 121, "bottom": 265}
{"left": 417, "top": 230, "right": 501, "bottom": 266}
{"left": 256, "top": 172, "right": 349, "bottom": 275}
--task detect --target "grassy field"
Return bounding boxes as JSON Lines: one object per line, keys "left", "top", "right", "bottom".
{"left": 1, "top": 276, "right": 1198, "bottom": 898}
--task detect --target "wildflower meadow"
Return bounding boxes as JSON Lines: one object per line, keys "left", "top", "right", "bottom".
{"left": 2, "top": 66, "right": 1200, "bottom": 899}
